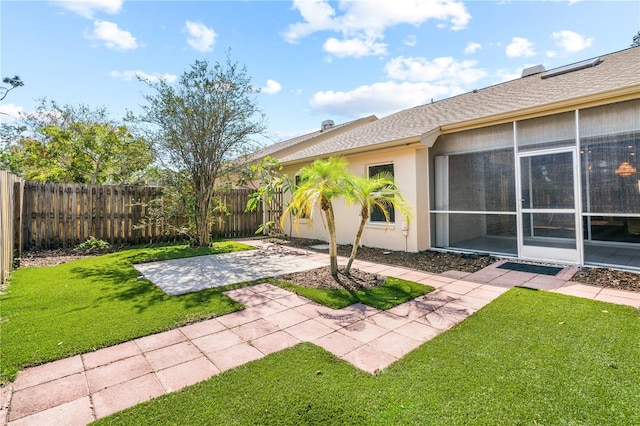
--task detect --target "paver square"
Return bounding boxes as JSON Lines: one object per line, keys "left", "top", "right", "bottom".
{"left": 13, "top": 355, "right": 83, "bottom": 391}
{"left": 209, "top": 343, "right": 264, "bottom": 371}
{"left": 82, "top": 341, "right": 141, "bottom": 370}
{"left": 92, "top": 374, "right": 165, "bottom": 419}
{"left": 251, "top": 331, "right": 301, "bottom": 355}
{"left": 314, "top": 332, "right": 363, "bottom": 357}
{"left": 314, "top": 311, "right": 362, "bottom": 330}
{"left": 9, "top": 373, "right": 87, "bottom": 421}
{"left": 367, "top": 311, "right": 411, "bottom": 330}
{"left": 293, "top": 303, "right": 333, "bottom": 319}
{"left": 264, "top": 309, "right": 309, "bottom": 329}
{"left": 145, "top": 341, "right": 202, "bottom": 371}
{"left": 249, "top": 300, "right": 292, "bottom": 317}
{"left": 595, "top": 293, "right": 640, "bottom": 308}
{"left": 387, "top": 301, "right": 432, "bottom": 320}
{"left": 342, "top": 345, "right": 397, "bottom": 374}
{"left": 420, "top": 310, "right": 464, "bottom": 330}
{"left": 8, "top": 396, "right": 94, "bottom": 426}
{"left": 192, "top": 329, "right": 244, "bottom": 354}
{"left": 339, "top": 320, "right": 389, "bottom": 344}
{"left": 135, "top": 329, "right": 186, "bottom": 352}
{"left": 519, "top": 275, "right": 565, "bottom": 290}
{"left": 340, "top": 303, "right": 380, "bottom": 319}
{"left": 368, "top": 331, "right": 423, "bottom": 358}
{"left": 227, "top": 292, "right": 272, "bottom": 307}
{"left": 179, "top": 318, "right": 227, "bottom": 339}
{"left": 217, "top": 308, "right": 264, "bottom": 328}
{"left": 439, "top": 282, "right": 477, "bottom": 295}
{"left": 234, "top": 318, "right": 280, "bottom": 341}
{"left": 253, "top": 285, "right": 295, "bottom": 299}
{"left": 409, "top": 297, "right": 447, "bottom": 314}
{"left": 224, "top": 287, "right": 257, "bottom": 299}
{"left": 276, "top": 293, "right": 311, "bottom": 308}
{"left": 394, "top": 321, "right": 440, "bottom": 342}
{"left": 454, "top": 294, "right": 491, "bottom": 310}
{"left": 286, "top": 319, "right": 334, "bottom": 341}
{"left": 248, "top": 283, "right": 277, "bottom": 293}
{"left": 155, "top": 357, "right": 219, "bottom": 392}
{"left": 86, "top": 355, "right": 153, "bottom": 393}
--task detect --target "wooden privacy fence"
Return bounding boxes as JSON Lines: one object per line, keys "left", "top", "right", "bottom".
{"left": 19, "top": 182, "right": 181, "bottom": 250}
{"left": 212, "top": 187, "right": 283, "bottom": 238}
{"left": 17, "top": 182, "right": 282, "bottom": 250}
{"left": 1, "top": 171, "right": 23, "bottom": 284}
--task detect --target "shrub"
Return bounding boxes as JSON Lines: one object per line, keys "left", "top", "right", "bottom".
{"left": 74, "top": 236, "right": 111, "bottom": 252}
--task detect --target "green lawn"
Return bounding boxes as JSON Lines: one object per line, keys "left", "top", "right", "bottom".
{"left": 95, "top": 289, "right": 640, "bottom": 426}
{"left": 0, "top": 241, "right": 253, "bottom": 382}
{"left": 0, "top": 242, "right": 431, "bottom": 383}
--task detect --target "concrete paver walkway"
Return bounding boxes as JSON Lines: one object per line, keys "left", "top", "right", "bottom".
{"left": 3, "top": 245, "right": 639, "bottom": 425}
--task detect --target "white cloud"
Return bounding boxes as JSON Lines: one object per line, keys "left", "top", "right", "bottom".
{"left": 310, "top": 81, "right": 460, "bottom": 118}
{"left": 85, "top": 20, "right": 138, "bottom": 50}
{"left": 323, "top": 37, "right": 387, "bottom": 58}
{"left": 464, "top": 42, "right": 481, "bottom": 54}
{"left": 404, "top": 35, "right": 417, "bottom": 47}
{"left": 505, "top": 37, "right": 535, "bottom": 58}
{"left": 110, "top": 70, "right": 177, "bottom": 83}
{"left": 185, "top": 21, "right": 217, "bottom": 52}
{"left": 261, "top": 79, "right": 282, "bottom": 95}
{"left": 546, "top": 50, "right": 558, "bottom": 58}
{"left": 552, "top": 30, "right": 593, "bottom": 52}
{"left": 51, "top": 0, "right": 123, "bottom": 18}
{"left": 284, "top": 0, "right": 471, "bottom": 58}
{"left": 283, "top": 0, "right": 338, "bottom": 43}
{"left": 385, "top": 56, "right": 487, "bottom": 85}
{"left": 0, "top": 103, "right": 24, "bottom": 120}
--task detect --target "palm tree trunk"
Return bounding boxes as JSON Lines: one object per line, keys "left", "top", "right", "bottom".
{"left": 344, "top": 215, "right": 367, "bottom": 275}
{"left": 324, "top": 202, "right": 339, "bottom": 276}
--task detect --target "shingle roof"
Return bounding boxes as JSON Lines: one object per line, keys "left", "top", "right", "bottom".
{"left": 248, "top": 115, "right": 377, "bottom": 162}
{"left": 279, "top": 48, "right": 640, "bottom": 164}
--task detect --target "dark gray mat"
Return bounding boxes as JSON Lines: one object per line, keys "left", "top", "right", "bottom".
{"left": 497, "top": 261, "right": 562, "bottom": 276}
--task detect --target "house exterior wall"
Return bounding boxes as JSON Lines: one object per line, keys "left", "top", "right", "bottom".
{"left": 280, "top": 145, "right": 427, "bottom": 252}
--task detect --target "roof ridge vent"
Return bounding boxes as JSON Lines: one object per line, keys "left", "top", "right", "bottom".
{"left": 521, "top": 64, "right": 546, "bottom": 78}
{"left": 542, "top": 57, "right": 600, "bottom": 79}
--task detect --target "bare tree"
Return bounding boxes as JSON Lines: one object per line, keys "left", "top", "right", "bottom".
{"left": 138, "top": 55, "right": 266, "bottom": 246}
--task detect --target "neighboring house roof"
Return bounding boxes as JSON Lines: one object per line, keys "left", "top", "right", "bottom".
{"left": 279, "top": 47, "right": 640, "bottom": 164}
{"left": 248, "top": 115, "right": 377, "bottom": 163}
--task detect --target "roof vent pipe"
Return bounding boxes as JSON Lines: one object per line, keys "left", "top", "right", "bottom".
{"left": 321, "top": 119, "right": 335, "bottom": 131}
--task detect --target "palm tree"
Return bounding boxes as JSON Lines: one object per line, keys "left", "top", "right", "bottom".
{"left": 281, "top": 157, "right": 351, "bottom": 276}
{"left": 343, "top": 172, "right": 413, "bottom": 275}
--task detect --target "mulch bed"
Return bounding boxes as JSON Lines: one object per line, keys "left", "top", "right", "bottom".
{"left": 279, "top": 266, "right": 384, "bottom": 291}
{"left": 268, "top": 237, "right": 640, "bottom": 293}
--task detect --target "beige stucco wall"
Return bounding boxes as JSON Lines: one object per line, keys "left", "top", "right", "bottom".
{"left": 280, "top": 145, "right": 431, "bottom": 253}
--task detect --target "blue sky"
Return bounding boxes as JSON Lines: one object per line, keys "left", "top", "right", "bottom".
{"left": 1, "top": 0, "right": 638, "bottom": 144}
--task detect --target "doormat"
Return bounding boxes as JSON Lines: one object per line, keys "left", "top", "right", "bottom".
{"left": 497, "top": 262, "right": 563, "bottom": 276}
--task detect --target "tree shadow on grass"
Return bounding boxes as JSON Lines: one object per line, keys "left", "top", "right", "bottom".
{"left": 69, "top": 261, "right": 241, "bottom": 314}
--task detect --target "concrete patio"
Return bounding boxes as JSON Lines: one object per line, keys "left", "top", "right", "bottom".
{"left": 3, "top": 243, "right": 639, "bottom": 425}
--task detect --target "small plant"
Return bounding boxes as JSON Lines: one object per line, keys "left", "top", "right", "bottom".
{"left": 74, "top": 236, "right": 111, "bottom": 252}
